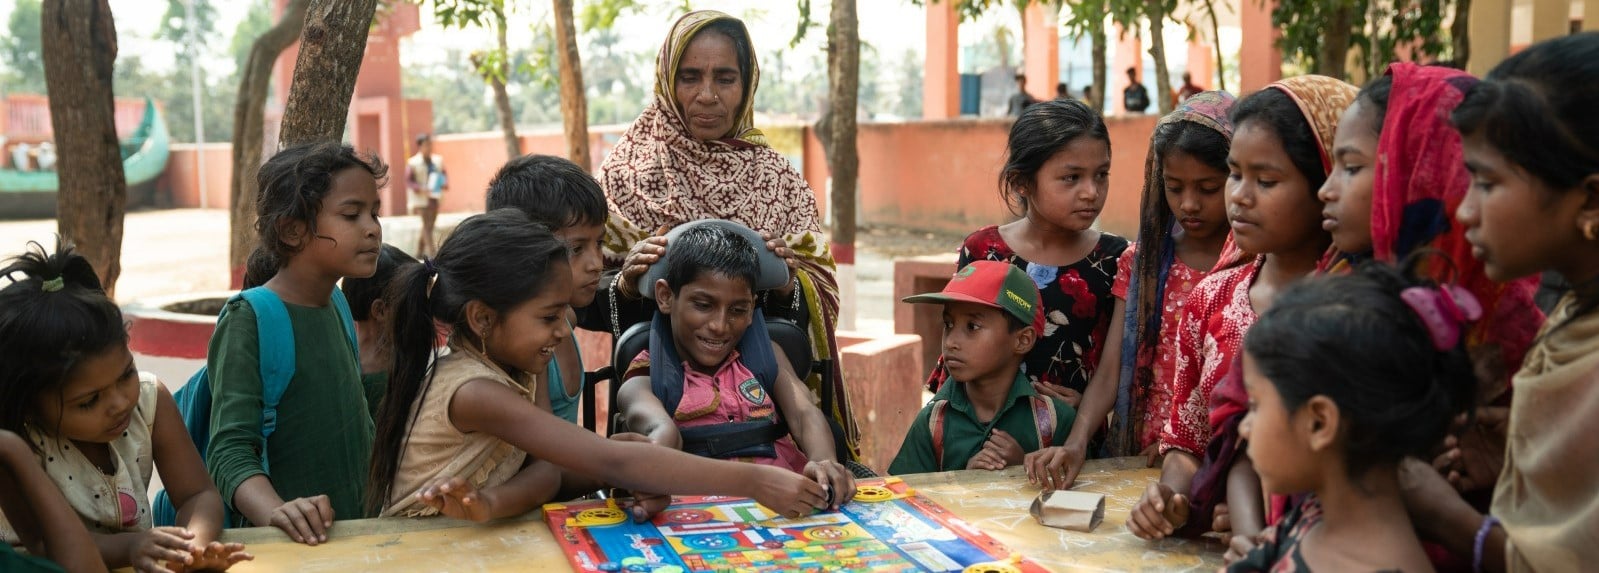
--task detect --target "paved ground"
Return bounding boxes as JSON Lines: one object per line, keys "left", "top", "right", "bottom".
{"left": 0, "top": 209, "right": 963, "bottom": 335}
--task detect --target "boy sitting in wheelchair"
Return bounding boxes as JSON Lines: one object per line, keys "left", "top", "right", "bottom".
{"left": 614, "top": 221, "right": 857, "bottom": 506}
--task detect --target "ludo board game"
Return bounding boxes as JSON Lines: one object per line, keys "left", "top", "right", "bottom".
{"left": 543, "top": 477, "right": 1047, "bottom": 572}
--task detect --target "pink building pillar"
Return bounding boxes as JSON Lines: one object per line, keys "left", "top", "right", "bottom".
{"left": 1022, "top": 3, "right": 1059, "bottom": 101}
{"left": 1111, "top": 24, "right": 1142, "bottom": 115}
{"left": 1238, "top": 0, "right": 1282, "bottom": 94}
{"left": 1187, "top": 39, "right": 1215, "bottom": 90}
{"left": 923, "top": 1, "right": 961, "bottom": 119}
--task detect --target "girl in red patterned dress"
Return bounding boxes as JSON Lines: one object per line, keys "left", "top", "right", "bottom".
{"left": 1128, "top": 76, "right": 1357, "bottom": 541}
{"left": 1024, "top": 91, "right": 1237, "bottom": 491}
{"left": 929, "top": 99, "right": 1130, "bottom": 451}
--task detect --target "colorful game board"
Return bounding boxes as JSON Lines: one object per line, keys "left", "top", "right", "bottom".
{"left": 543, "top": 477, "right": 1048, "bottom": 573}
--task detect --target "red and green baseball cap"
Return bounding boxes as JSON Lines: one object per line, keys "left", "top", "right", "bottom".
{"left": 902, "top": 260, "right": 1045, "bottom": 335}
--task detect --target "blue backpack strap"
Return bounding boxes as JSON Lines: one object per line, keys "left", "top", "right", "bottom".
{"left": 648, "top": 312, "right": 684, "bottom": 414}
{"left": 238, "top": 288, "right": 295, "bottom": 473}
{"left": 329, "top": 288, "right": 359, "bottom": 358}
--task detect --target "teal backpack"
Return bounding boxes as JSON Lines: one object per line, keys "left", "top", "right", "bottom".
{"left": 152, "top": 287, "right": 357, "bottom": 526}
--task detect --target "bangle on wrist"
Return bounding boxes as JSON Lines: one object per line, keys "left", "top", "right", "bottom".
{"left": 1474, "top": 514, "right": 1500, "bottom": 573}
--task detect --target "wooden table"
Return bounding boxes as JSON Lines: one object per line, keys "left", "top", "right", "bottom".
{"left": 190, "top": 457, "right": 1223, "bottom": 572}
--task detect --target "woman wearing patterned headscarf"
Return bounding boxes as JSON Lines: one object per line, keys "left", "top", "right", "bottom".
{"left": 1128, "top": 76, "right": 1357, "bottom": 542}
{"left": 590, "top": 11, "right": 858, "bottom": 459}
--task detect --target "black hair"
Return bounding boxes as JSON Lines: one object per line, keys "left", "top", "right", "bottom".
{"left": 0, "top": 240, "right": 127, "bottom": 453}
{"left": 1231, "top": 87, "right": 1329, "bottom": 194}
{"left": 255, "top": 141, "right": 388, "bottom": 269}
{"left": 341, "top": 244, "right": 419, "bottom": 321}
{"left": 1453, "top": 32, "right": 1599, "bottom": 331}
{"left": 1452, "top": 32, "right": 1599, "bottom": 194}
{"left": 485, "top": 154, "right": 608, "bottom": 230}
{"left": 1356, "top": 75, "right": 1393, "bottom": 135}
{"left": 1153, "top": 120, "right": 1230, "bottom": 176}
{"left": 414, "top": 133, "right": 431, "bottom": 147}
{"left": 367, "top": 209, "right": 569, "bottom": 512}
{"left": 999, "top": 98, "right": 1111, "bottom": 216}
{"left": 241, "top": 246, "right": 279, "bottom": 289}
{"left": 1244, "top": 258, "right": 1475, "bottom": 481}
{"left": 663, "top": 224, "right": 760, "bottom": 295}
{"left": 689, "top": 19, "right": 755, "bottom": 105}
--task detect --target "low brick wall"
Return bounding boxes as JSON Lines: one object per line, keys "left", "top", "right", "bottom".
{"left": 837, "top": 331, "right": 924, "bottom": 474}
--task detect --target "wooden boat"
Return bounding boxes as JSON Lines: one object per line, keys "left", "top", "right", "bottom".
{"left": 0, "top": 98, "right": 170, "bottom": 219}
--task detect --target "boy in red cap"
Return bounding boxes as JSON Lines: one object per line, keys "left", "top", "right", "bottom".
{"left": 889, "top": 261, "right": 1077, "bottom": 475}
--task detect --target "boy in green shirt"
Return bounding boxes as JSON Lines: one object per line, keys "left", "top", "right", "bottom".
{"left": 889, "top": 261, "right": 1076, "bottom": 475}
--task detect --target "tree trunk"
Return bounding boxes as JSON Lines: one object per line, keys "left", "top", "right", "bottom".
{"left": 1146, "top": 0, "right": 1173, "bottom": 114}
{"left": 41, "top": 0, "right": 124, "bottom": 296}
{"left": 1207, "top": 0, "right": 1226, "bottom": 92}
{"left": 1091, "top": 13, "right": 1107, "bottom": 114}
{"left": 229, "top": 0, "right": 309, "bottom": 283}
{"left": 492, "top": 7, "right": 519, "bottom": 160}
{"left": 277, "top": 0, "right": 378, "bottom": 147}
{"left": 1451, "top": 0, "right": 1471, "bottom": 69}
{"left": 551, "top": 0, "right": 590, "bottom": 171}
{"left": 826, "top": 0, "right": 859, "bottom": 254}
{"left": 1317, "top": 2, "right": 1353, "bottom": 80}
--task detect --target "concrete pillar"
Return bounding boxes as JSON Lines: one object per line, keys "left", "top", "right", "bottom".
{"left": 1468, "top": 0, "right": 1512, "bottom": 77}
{"left": 923, "top": 1, "right": 960, "bottom": 119}
{"left": 1022, "top": 2, "right": 1059, "bottom": 101}
{"left": 1587, "top": 0, "right": 1599, "bottom": 31}
{"left": 1111, "top": 24, "right": 1142, "bottom": 115}
{"left": 1238, "top": 0, "right": 1281, "bottom": 94}
{"left": 1531, "top": 0, "right": 1571, "bottom": 40}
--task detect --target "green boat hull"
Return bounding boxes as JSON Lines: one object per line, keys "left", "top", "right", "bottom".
{"left": 0, "top": 98, "right": 170, "bottom": 219}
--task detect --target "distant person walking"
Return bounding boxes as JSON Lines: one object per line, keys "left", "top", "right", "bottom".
{"left": 1007, "top": 74, "right": 1037, "bottom": 117}
{"left": 405, "top": 134, "right": 446, "bottom": 258}
{"left": 1175, "top": 72, "right": 1205, "bottom": 104}
{"left": 1123, "top": 67, "right": 1151, "bottom": 114}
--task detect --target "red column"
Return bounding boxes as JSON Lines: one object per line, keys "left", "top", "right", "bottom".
{"left": 1238, "top": 0, "right": 1282, "bottom": 94}
{"left": 1022, "top": 3, "right": 1059, "bottom": 101}
{"left": 923, "top": 1, "right": 960, "bottom": 119}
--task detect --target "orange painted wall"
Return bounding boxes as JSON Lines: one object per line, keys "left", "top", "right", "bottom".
{"left": 165, "top": 116, "right": 1160, "bottom": 240}
{"left": 802, "top": 115, "right": 1158, "bottom": 237}
{"left": 164, "top": 144, "right": 234, "bottom": 209}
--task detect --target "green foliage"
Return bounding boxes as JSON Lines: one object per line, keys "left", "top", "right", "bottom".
{"left": 579, "top": 0, "right": 644, "bottom": 32}
{"left": 1, "top": 0, "right": 45, "bottom": 95}
{"left": 1271, "top": 0, "right": 1455, "bottom": 80}
{"left": 229, "top": 0, "right": 274, "bottom": 73}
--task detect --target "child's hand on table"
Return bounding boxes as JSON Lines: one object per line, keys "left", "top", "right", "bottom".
{"left": 174, "top": 541, "right": 253, "bottom": 572}
{"left": 1223, "top": 532, "right": 1264, "bottom": 564}
{"left": 801, "top": 460, "right": 857, "bottom": 510}
{"left": 1127, "top": 482, "right": 1189, "bottom": 540}
{"left": 417, "top": 477, "right": 495, "bottom": 523}
{"left": 749, "top": 465, "right": 826, "bottom": 519}
{"left": 966, "top": 447, "right": 1005, "bottom": 471}
{"left": 129, "top": 526, "right": 198, "bottom": 573}
{"left": 268, "top": 495, "right": 334, "bottom": 545}
{"left": 608, "top": 433, "right": 673, "bottom": 522}
{"left": 1023, "top": 444, "right": 1083, "bottom": 490}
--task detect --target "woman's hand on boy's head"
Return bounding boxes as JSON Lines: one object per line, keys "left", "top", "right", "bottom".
{"left": 801, "top": 460, "right": 856, "bottom": 510}
{"left": 758, "top": 232, "right": 799, "bottom": 291}
{"left": 619, "top": 236, "right": 670, "bottom": 297}
{"left": 1127, "top": 482, "right": 1188, "bottom": 540}
{"left": 130, "top": 526, "right": 196, "bottom": 573}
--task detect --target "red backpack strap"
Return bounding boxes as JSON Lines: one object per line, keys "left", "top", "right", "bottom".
{"left": 1031, "top": 395, "right": 1058, "bottom": 448}
{"left": 928, "top": 400, "right": 949, "bottom": 470}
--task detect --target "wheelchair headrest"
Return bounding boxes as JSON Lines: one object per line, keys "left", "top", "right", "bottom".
{"left": 637, "top": 219, "right": 790, "bottom": 300}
